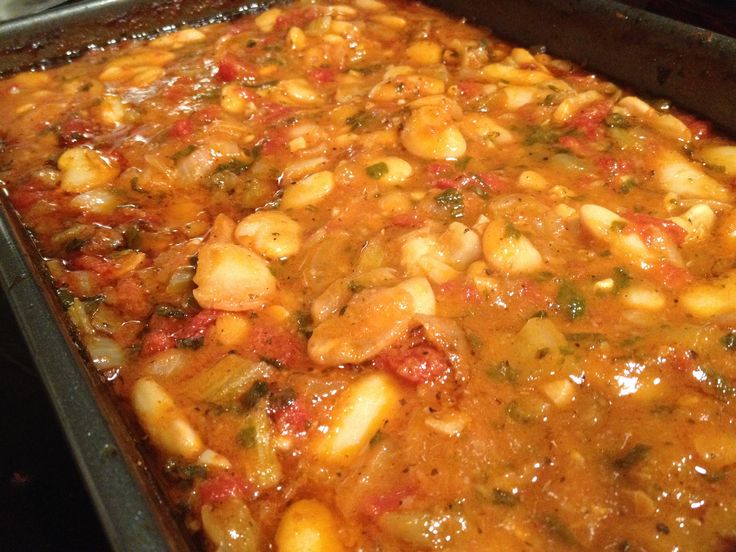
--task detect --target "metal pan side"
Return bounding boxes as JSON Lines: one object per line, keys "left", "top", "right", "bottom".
{"left": 0, "top": 199, "right": 191, "bottom": 551}
{"left": 0, "top": 2, "right": 283, "bottom": 550}
{"left": 0, "top": 0, "right": 285, "bottom": 76}
{"left": 425, "top": 0, "right": 736, "bottom": 136}
{"left": 0, "top": 0, "right": 735, "bottom": 550}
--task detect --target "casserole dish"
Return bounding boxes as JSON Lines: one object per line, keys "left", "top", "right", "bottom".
{"left": 4, "top": 1, "right": 728, "bottom": 548}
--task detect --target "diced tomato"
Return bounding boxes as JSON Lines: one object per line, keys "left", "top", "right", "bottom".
{"left": 174, "top": 309, "right": 219, "bottom": 340}
{"left": 260, "top": 131, "right": 289, "bottom": 155}
{"left": 273, "top": 7, "right": 319, "bottom": 31}
{"left": 623, "top": 212, "right": 688, "bottom": 246}
{"left": 272, "top": 400, "right": 310, "bottom": 435}
{"left": 10, "top": 186, "right": 46, "bottom": 210}
{"left": 170, "top": 118, "right": 193, "bottom": 139}
{"left": 374, "top": 344, "right": 451, "bottom": 384}
{"left": 215, "top": 56, "right": 255, "bottom": 83}
{"left": 438, "top": 279, "right": 483, "bottom": 304}
{"left": 249, "top": 324, "right": 308, "bottom": 368}
{"left": 115, "top": 276, "right": 150, "bottom": 319}
{"left": 566, "top": 100, "right": 612, "bottom": 139}
{"left": 391, "top": 213, "right": 423, "bottom": 228}
{"left": 58, "top": 118, "right": 97, "bottom": 147}
{"left": 360, "top": 484, "right": 417, "bottom": 518}
{"left": 679, "top": 113, "right": 712, "bottom": 140}
{"left": 596, "top": 156, "right": 632, "bottom": 179}
{"left": 667, "top": 348, "right": 697, "bottom": 372}
{"left": 426, "top": 161, "right": 453, "bottom": 177}
{"left": 510, "top": 278, "right": 550, "bottom": 314}
{"left": 433, "top": 178, "right": 458, "bottom": 189}
{"left": 476, "top": 172, "right": 509, "bottom": 192}
{"left": 198, "top": 472, "right": 249, "bottom": 508}
{"left": 259, "top": 102, "right": 295, "bottom": 124}
{"left": 457, "top": 80, "right": 483, "bottom": 98}
{"left": 70, "top": 254, "right": 115, "bottom": 279}
{"left": 558, "top": 135, "right": 591, "bottom": 157}
{"left": 647, "top": 262, "right": 693, "bottom": 289}
{"left": 309, "top": 67, "right": 335, "bottom": 84}
{"left": 192, "top": 105, "right": 221, "bottom": 126}
{"left": 163, "top": 76, "right": 194, "bottom": 101}
{"left": 140, "top": 330, "right": 176, "bottom": 356}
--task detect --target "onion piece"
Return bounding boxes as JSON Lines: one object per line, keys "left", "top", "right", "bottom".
{"left": 84, "top": 334, "right": 126, "bottom": 371}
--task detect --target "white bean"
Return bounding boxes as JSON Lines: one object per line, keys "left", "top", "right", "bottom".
{"left": 193, "top": 242, "right": 276, "bottom": 311}
{"left": 235, "top": 210, "right": 302, "bottom": 260}
{"left": 131, "top": 378, "right": 204, "bottom": 460}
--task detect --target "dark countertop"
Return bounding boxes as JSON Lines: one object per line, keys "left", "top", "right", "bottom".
{"left": 0, "top": 1, "right": 733, "bottom": 551}
{"left": 0, "top": 288, "right": 110, "bottom": 551}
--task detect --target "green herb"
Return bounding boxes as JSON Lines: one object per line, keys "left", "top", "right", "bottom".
{"left": 163, "top": 459, "right": 207, "bottom": 488}
{"left": 64, "top": 237, "right": 88, "bottom": 252}
{"left": 242, "top": 80, "right": 279, "bottom": 89}
{"left": 565, "top": 332, "right": 606, "bottom": 344}
{"left": 260, "top": 356, "right": 284, "bottom": 370}
{"left": 542, "top": 515, "right": 578, "bottom": 545}
{"left": 347, "top": 280, "right": 364, "bottom": 293}
{"left": 57, "top": 288, "right": 75, "bottom": 309}
{"left": 655, "top": 522, "right": 670, "bottom": 535}
{"left": 491, "top": 488, "right": 520, "bottom": 507}
{"left": 524, "top": 126, "right": 562, "bottom": 146}
{"left": 123, "top": 223, "right": 141, "bottom": 249}
{"left": 81, "top": 295, "right": 105, "bottom": 314}
{"left": 366, "top": 162, "right": 388, "bottom": 180}
{"left": 241, "top": 380, "right": 269, "bottom": 410}
{"left": 610, "top": 220, "right": 628, "bottom": 233}
{"left": 701, "top": 467, "right": 728, "bottom": 483}
{"left": 130, "top": 177, "right": 145, "bottom": 193}
{"left": 612, "top": 266, "right": 632, "bottom": 292}
{"left": 605, "top": 112, "right": 631, "bottom": 128}
{"left": 699, "top": 366, "right": 736, "bottom": 397}
{"left": 294, "top": 310, "right": 313, "bottom": 338}
{"left": 455, "top": 156, "right": 472, "bottom": 170}
{"left": 269, "top": 387, "right": 296, "bottom": 409}
{"left": 176, "top": 336, "right": 204, "bottom": 350}
{"left": 487, "top": 360, "right": 519, "bottom": 383}
{"left": 192, "top": 88, "right": 221, "bottom": 101}
{"left": 155, "top": 304, "right": 187, "bottom": 319}
{"left": 556, "top": 281, "right": 586, "bottom": 320}
{"left": 350, "top": 64, "right": 383, "bottom": 75}
{"left": 504, "top": 222, "right": 521, "bottom": 239}
{"left": 721, "top": 332, "right": 736, "bottom": 351}
{"left": 215, "top": 159, "right": 251, "bottom": 175}
{"left": 435, "top": 188, "right": 464, "bottom": 219}
{"left": 171, "top": 144, "right": 196, "bottom": 161}
{"left": 506, "top": 400, "right": 533, "bottom": 423}
{"left": 612, "top": 443, "right": 651, "bottom": 470}
{"left": 531, "top": 310, "right": 547, "bottom": 318}
{"left": 346, "top": 110, "right": 372, "bottom": 130}
{"left": 541, "top": 93, "right": 556, "bottom": 106}
{"left": 619, "top": 177, "right": 637, "bottom": 194}
{"left": 369, "top": 430, "right": 384, "bottom": 446}
{"left": 237, "top": 426, "right": 257, "bottom": 448}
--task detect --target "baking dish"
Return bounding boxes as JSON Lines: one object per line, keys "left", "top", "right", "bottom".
{"left": 0, "top": 1, "right": 734, "bottom": 550}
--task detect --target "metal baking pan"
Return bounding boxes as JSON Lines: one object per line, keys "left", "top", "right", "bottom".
{"left": 0, "top": 1, "right": 734, "bottom": 550}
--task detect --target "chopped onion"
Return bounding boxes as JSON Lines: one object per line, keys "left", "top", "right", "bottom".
{"left": 84, "top": 334, "right": 126, "bottom": 371}
{"left": 166, "top": 265, "right": 195, "bottom": 294}
{"left": 176, "top": 146, "right": 214, "bottom": 185}
{"left": 69, "top": 189, "right": 121, "bottom": 214}
{"left": 144, "top": 348, "right": 189, "bottom": 376}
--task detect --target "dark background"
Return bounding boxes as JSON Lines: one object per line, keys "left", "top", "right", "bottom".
{"left": 0, "top": 1, "right": 734, "bottom": 551}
